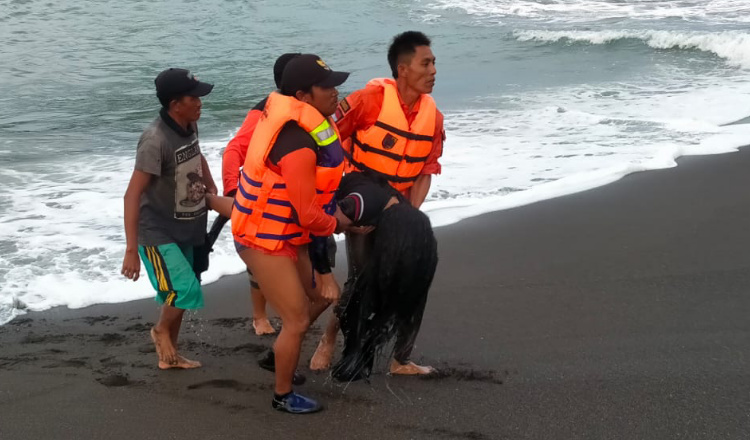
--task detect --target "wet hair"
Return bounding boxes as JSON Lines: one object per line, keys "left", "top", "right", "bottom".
{"left": 332, "top": 202, "right": 438, "bottom": 382}
{"left": 387, "top": 31, "right": 431, "bottom": 79}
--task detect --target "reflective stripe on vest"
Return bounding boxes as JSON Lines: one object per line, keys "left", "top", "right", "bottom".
{"left": 348, "top": 78, "right": 437, "bottom": 191}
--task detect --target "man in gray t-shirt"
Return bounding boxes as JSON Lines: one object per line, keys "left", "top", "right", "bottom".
{"left": 121, "top": 68, "right": 217, "bottom": 370}
{"left": 136, "top": 113, "right": 208, "bottom": 245}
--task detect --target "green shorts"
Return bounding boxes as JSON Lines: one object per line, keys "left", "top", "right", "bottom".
{"left": 139, "top": 243, "right": 204, "bottom": 310}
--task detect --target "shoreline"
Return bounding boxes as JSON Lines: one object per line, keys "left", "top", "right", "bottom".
{"left": 2, "top": 148, "right": 750, "bottom": 439}
{"left": 5, "top": 141, "right": 750, "bottom": 325}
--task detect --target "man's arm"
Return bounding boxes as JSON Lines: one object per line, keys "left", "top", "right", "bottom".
{"left": 121, "top": 170, "right": 152, "bottom": 281}
{"left": 222, "top": 109, "right": 261, "bottom": 196}
{"left": 221, "top": 141, "right": 243, "bottom": 197}
{"left": 410, "top": 111, "right": 445, "bottom": 209}
{"left": 279, "top": 149, "right": 351, "bottom": 236}
{"left": 201, "top": 154, "right": 218, "bottom": 195}
{"left": 409, "top": 174, "right": 431, "bottom": 209}
{"left": 334, "top": 87, "right": 382, "bottom": 142}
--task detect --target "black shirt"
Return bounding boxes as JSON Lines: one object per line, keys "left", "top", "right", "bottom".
{"left": 337, "top": 172, "right": 403, "bottom": 226}
{"left": 310, "top": 172, "right": 404, "bottom": 274}
{"left": 268, "top": 121, "right": 316, "bottom": 166}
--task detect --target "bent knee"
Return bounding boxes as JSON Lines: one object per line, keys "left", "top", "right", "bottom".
{"left": 284, "top": 314, "right": 310, "bottom": 335}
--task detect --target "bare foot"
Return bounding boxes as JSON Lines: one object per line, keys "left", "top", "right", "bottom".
{"left": 309, "top": 337, "right": 335, "bottom": 371}
{"left": 150, "top": 327, "right": 177, "bottom": 366}
{"left": 389, "top": 360, "right": 436, "bottom": 376}
{"left": 252, "top": 317, "right": 276, "bottom": 336}
{"left": 158, "top": 354, "right": 202, "bottom": 370}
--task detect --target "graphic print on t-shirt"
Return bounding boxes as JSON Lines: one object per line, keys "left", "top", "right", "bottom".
{"left": 174, "top": 139, "right": 206, "bottom": 219}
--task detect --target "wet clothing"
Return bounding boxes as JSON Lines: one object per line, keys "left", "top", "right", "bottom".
{"left": 308, "top": 172, "right": 401, "bottom": 275}
{"left": 135, "top": 109, "right": 208, "bottom": 246}
{"left": 339, "top": 228, "right": 426, "bottom": 366}
{"left": 139, "top": 243, "right": 204, "bottom": 310}
{"left": 337, "top": 172, "right": 402, "bottom": 226}
{"left": 332, "top": 201, "right": 437, "bottom": 382}
{"left": 303, "top": 173, "right": 434, "bottom": 378}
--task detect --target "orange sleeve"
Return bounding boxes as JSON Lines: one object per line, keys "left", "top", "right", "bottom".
{"left": 278, "top": 148, "right": 337, "bottom": 237}
{"left": 222, "top": 109, "right": 261, "bottom": 196}
{"left": 421, "top": 109, "right": 445, "bottom": 175}
{"left": 335, "top": 86, "right": 383, "bottom": 143}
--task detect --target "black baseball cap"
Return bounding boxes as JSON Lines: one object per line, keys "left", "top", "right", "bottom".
{"left": 273, "top": 53, "right": 301, "bottom": 89}
{"left": 280, "top": 54, "right": 349, "bottom": 96}
{"left": 155, "top": 68, "right": 214, "bottom": 105}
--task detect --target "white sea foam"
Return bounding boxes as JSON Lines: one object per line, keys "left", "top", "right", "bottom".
{"left": 514, "top": 30, "right": 750, "bottom": 69}
{"left": 424, "top": 129, "right": 750, "bottom": 228}
{"left": 3, "top": 74, "right": 750, "bottom": 326}
{"left": 0, "top": 141, "right": 237, "bottom": 325}
{"left": 427, "top": 0, "right": 750, "bottom": 24}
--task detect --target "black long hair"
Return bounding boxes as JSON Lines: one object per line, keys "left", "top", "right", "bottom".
{"left": 333, "top": 201, "right": 438, "bottom": 382}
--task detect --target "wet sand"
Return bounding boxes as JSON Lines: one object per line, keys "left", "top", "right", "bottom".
{"left": 2, "top": 149, "right": 750, "bottom": 439}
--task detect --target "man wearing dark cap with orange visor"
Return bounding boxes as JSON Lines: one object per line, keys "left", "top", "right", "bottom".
{"left": 121, "top": 68, "right": 218, "bottom": 370}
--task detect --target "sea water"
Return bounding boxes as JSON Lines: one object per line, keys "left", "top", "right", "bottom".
{"left": 2, "top": 0, "right": 750, "bottom": 324}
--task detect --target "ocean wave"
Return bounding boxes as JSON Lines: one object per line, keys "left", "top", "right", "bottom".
{"left": 427, "top": 0, "right": 750, "bottom": 24}
{"left": 514, "top": 30, "right": 750, "bottom": 69}
{"left": 3, "top": 74, "right": 750, "bottom": 326}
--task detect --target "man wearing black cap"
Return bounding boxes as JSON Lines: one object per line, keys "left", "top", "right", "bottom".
{"left": 121, "top": 68, "right": 217, "bottom": 370}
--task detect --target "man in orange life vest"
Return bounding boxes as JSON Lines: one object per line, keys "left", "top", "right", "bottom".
{"left": 310, "top": 31, "right": 444, "bottom": 375}
{"left": 220, "top": 53, "right": 300, "bottom": 336}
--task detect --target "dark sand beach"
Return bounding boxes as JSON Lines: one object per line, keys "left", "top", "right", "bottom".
{"left": 2, "top": 149, "right": 750, "bottom": 439}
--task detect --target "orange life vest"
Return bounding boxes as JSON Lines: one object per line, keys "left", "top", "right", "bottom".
{"left": 345, "top": 78, "right": 437, "bottom": 192}
{"left": 231, "top": 92, "right": 344, "bottom": 251}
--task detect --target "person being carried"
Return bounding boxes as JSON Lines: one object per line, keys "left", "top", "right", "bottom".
{"left": 219, "top": 52, "right": 300, "bottom": 336}
{"left": 121, "top": 68, "right": 217, "bottom": 370}
{"left": 305, "top": 172, "right": 439, "bottom": 382}
{"left": 311, "top": 31, "right": 445, "bottom": 376}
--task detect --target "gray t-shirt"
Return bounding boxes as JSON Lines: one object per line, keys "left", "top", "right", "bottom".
{"left": 135, "top": 112, "right": 207, "bottom": 246}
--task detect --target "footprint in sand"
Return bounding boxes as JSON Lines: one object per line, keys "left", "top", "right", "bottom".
{"left": 99, "top": 333, "right": 127, "bottom": 345}
{"left": 416, "top": 366, "right": 505, "bottom": 385}
{"left": 96, "top": 374, "right": 130, "bottom": 387}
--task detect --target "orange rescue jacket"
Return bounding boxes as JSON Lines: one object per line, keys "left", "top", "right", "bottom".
{"left": 231, "top": 92, "right": 344, "bottom": 251}
{"left": 345, "top": 78, "right": 437, "bottom": 192}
